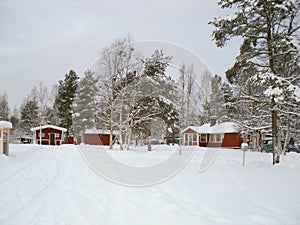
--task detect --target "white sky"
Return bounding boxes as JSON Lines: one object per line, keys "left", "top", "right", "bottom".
{"left": 0, "top": 0, "right": 240, "bottom": 109}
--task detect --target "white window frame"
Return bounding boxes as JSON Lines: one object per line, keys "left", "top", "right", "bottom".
{"left": 210, "top": 133, "right": 224, "bottom": 143}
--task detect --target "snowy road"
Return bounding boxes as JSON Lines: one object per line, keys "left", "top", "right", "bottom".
{"left": 0, "top": 144, "right": 300, "bottom": 225}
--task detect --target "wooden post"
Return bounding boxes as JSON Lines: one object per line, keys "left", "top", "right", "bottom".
{"left": 0, "top": 128, "right": 3, "bottom": 155}
{"left": 4, "top": 128, "right": 10, "bottom": 156}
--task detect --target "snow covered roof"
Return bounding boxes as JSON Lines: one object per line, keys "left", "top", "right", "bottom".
{"left": 181, "top": 122, "right": 240, "bottom": 134}
{"left": 181, "top": 125, "right": 208, "bottom": 134}
{"left": 0, "top": 121, "right": 12, "bottom": 129}
{"left": 85, "top": 129, "right": 120, "bottom": 135}
{"left": 30, "top": 125, "right": 67, "bottom": 132}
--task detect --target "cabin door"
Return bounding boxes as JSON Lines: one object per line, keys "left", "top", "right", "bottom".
{"left": 188, "top": 134, "right": 192, "bottom": 145}
{"left": 50, "top": 133, "right": 55, "bottom": 145}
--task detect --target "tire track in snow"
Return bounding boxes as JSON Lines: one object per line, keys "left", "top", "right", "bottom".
{"left": 0, "top": 148, "right": 62, "bottom": 224}
{"left": 76, "top": 146, "right": 114, "bottom": 225}
{"left": 15, "top": 145, "right": 110, "bottom": 225}
{"left": 2, "top": 145, "right": 111, "bottom": 225}
{"left": 0, "top": 147, "right": 45, "bottom": 184}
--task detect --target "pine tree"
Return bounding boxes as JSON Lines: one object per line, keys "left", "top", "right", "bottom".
{"left": 20, "top": 100, "right": 39, "bottom": 135}
{"left": 0, "top": 92, "right": 9, "bottom": 121}
{"left": 54, "top": 70, "right": 79, "bottom": 141}
{"left": 210, "top": 0, "right": 300, "bottom": 164}
{"left": 209, "top": 75, "right": 227, "bottom": 120}
{"left": 72, "top": 69, "right": 99, "bottom": 143}
{"left": 202, "top": 75, "right": 228, "bottom": 123}
{"left": 10, "top": 107, "right": 20, "bottom": 141}
{"left": 128, "top": 50, "right": 177, "bottom": 151}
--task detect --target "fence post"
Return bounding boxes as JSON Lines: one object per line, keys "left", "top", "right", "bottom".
{"left": 241, "top": 143, "right": 248, "bottom": 166}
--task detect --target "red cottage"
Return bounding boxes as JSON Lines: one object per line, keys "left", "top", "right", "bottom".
{"left": 181, "top": 122, "right": 242, "bottom": 148}
{"left": 31, "top": 125, "right": 67, "bottom": 145}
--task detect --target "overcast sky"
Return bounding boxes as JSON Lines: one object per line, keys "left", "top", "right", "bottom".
{"left": 0, "top": 0, "right": 240, "bottom": 109}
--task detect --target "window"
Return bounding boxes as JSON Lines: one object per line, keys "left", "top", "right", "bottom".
{"left": 216, "top": 134, "right": 222, "bottom": 142}
{"left": 184, "top": 133, "right": 198, "bottom": 145}
{"left": 200, "top": 134, "right": 207, "bottom": 142}
{"left": 210, "top": 133, "right": 223, "bottom": 143}
{"left": 55, "top": 133, "right": 60, "bottom": 138}
{"left": 193, "top": 133, "right": 197, "bottom": 142}
{"left": 38, "top": 132, "right": 45, "bottom": 138}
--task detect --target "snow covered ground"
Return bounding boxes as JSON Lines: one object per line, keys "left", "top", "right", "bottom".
{"left": 0, "top": 144, "right": 300, "bottom": 225}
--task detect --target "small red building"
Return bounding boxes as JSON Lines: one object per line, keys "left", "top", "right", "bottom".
{"left": 31, "top": 125, "right": 67, "bottom": 145}
{"left": 79, "top": 129, "right": 118, "bottom": 146}
{"left": 181, "top": 122, "right": 242, "bottom": 148}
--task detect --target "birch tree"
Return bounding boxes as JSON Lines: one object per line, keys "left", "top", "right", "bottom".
{"left": 97, "top": 36, "right": 135, "bottom": 149}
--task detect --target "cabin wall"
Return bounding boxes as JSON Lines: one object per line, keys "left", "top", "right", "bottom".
{"left": 84, "top": 134, "right": 111, "bottom": 145}
{"left": 222, "top": 133, "right": 242, "bottom": 148}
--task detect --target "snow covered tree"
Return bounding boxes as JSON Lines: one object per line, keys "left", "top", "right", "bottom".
{"left": 20, "top": 99, "right": 39, "bottom": 135}
{"left": 178, "top": 64, "right": 195, "bottom": 126}
{"left": 72, "top": 69, "right": 99, "bottom": 143}
{"left": 127, "top": 50, "right": 178, "bottom": 151}
{"left": 210, "top": 0, "right": 300, "bottom": 164}
{"left": 0, "top": 92, "right": 9, "bottom": 121}
{"left": 207, "top": 75, "right": 227, "bottom": 121}
{"left": 30, "top": 83, "right": 53, "bottom": 142}
{"left": 9, "top": 107, "right": 19, "bottom": 129}
{"left": 54, "top": 70, "right": 79, "bottom": 141}
{"left": 225, "top": 60, "right": 268, "bottom": 150}
{"left": 129, "top": 95, "right": 179, "bottom": 151}
{"left": 96, "top": 36, "right": 136, "bottom": 150}
{"left": 45, "top": 85, "right": 60, "bottom": 125}
{"left": 9, "top": 107, "right": 20, "bottom": 141}
{"left": 220, "top": 80, "right": 235, "bottom": 119}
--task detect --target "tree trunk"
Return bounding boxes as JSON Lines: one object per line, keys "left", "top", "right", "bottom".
{"left": 109, "top": 124, "right": 113, "bottom": 150}
{"left": 65, "top": 130, "right": 69, "bottom": 144}
{"left": 271, "top": 108, "right": 279, "bottom": 164}
{"left": 126, "top": 119, "right": 133, "bottom": 150}
{"left": 147, "top": 123, "right": 151, "bottom": 151}
{"left": 172, "top": 128, "right": 175, "bottom": 146}
{"left": 277, "top": 118, "right": 282, "bottom": 154}
{"left": 283, "top": 122, "right": 290, "bottom": 155}
{"left": 119, "top": 98, "right": 123, "bottom": 151}
{"left": 82, "top": 128, "right": 85, "bottom": 144}
{"left": 266, "top": 15, "right": 280, "bottom": 165}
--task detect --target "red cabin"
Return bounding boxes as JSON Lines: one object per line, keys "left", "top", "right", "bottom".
{"left": 31, "top": 125, "right": 67, "bottom": 145}
{"left": 181, "top": 122, "right": 242, "bottom": 148}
